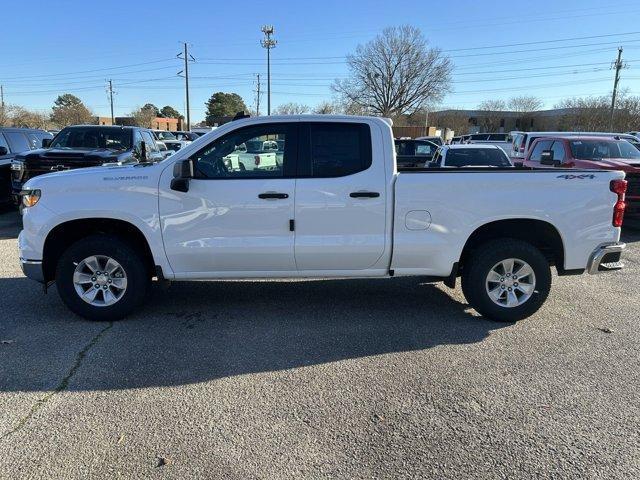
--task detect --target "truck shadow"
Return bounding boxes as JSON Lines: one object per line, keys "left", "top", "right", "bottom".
{"left": 0, "top": 276, "right": 507, "bottom": 392}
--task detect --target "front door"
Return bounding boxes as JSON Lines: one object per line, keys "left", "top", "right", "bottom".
{"left": 159, "top": 122, "right": 298, "bottom": 276}
{"left": 294, "top": 121, "right": 387, "bottom": 271}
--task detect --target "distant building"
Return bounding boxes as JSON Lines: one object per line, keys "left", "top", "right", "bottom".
{"left": 431, "top": 108, "right": 584, "bottom": 134}
{"left": 91, "top": 116, "right": 183, "bottom": 130}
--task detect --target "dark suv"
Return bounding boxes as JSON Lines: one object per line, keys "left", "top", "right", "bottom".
{"left": 0, "top": 128, "right": 54, "bottom": 205}
{"left": 10, "top": 125, "right": 165, "bottom": 203}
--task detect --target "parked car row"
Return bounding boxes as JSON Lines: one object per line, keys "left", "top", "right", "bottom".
{"left": 0, "top": 125, "right": 207, "bottom": 207}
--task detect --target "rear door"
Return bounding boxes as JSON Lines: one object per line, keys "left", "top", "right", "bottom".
{"left": 294, "top": 121, "right": 387, "bottom": 271}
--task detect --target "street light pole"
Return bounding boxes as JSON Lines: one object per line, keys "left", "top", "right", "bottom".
{"left": 261, "top": 25, "right": 277, "bottom": 115}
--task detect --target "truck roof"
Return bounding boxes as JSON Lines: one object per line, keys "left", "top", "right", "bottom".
{"left": 445, "top": 144, "right": 503, "bottom": 150}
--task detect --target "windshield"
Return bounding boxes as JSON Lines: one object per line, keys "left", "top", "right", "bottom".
{"left": 155, "top": 131, "right": 177, "bottom": 141}
{"left": 49, "top": 127, "right": 132, "bottom": 150}
{"left": 444, "top": 148, "right": 512, "bottom": 167}
{"left": 569, "top": 139, "right": 640, "bottom": 161}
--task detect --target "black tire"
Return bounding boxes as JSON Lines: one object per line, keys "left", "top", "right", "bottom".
{"left": 55, "top": 234, "right": 150, "bottom": 321}
{"left": 461, "top": 238, "right": 551, "bottom": 322}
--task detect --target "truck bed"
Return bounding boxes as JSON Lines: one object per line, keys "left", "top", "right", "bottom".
{"left": 391, "top": 167, "right": 623, "bottom": 277}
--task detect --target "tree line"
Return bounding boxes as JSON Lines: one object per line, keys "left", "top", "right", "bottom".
{"left": 0, "top": 94, "right": 184, "bottom": 129}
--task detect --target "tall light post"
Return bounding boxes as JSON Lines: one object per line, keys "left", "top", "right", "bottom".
{"left": 261, "top": 25, "right": 277, "bottom": 115}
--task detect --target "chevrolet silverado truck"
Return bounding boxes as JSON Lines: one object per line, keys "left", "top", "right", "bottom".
{"left": 17, "top": 116, "right": 627, "bottom": 322}
{"left": 10, "top": 125, "right": 165, "bottom": 203}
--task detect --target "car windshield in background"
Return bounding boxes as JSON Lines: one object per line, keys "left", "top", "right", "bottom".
{"left": 156, "top": 131, "right": 177, "bottom": 141}
{"left": 49, "top": 128, "right": 132, "bottom": 150}
{"left": 569, "top": 139, "right": 640, "bottom": 161}
{"left": 445, "top": 148, "right": 511, "bottom": 167}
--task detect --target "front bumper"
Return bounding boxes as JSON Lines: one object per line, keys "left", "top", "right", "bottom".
{"left": 587, "top": 243, "right": 625, "bottom": 274}
{"left": 20, "top": 258, "right": 44, "bottom": 283}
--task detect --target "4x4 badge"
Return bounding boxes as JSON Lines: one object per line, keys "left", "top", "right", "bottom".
{"left": 557, "top": 174, "right": 595, "bottom": 179}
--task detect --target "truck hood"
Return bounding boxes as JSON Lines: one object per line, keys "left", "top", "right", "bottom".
{"left": 17, "top": 148, "right": 129, "bottom": 164}
{"left": 23, "top": 163, "right": 159, "bottom": 190}
{"left": 582, "top": 158, "right": 640, "bottom": 170}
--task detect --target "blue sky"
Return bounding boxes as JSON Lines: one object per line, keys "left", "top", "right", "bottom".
{"left": 2, "top": 0, "right": 640, "bottom": 122}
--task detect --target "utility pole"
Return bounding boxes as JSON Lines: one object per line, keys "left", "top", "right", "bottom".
{"left": 107, "top": 80, "right": 115, "bottom": 124}
{"left": 609, "top": 47, "right": 626, "bottom": 131}
{"left": 261, "top": 25, "right": 277, "bottom": 115}
{"left": 255, "top": 73, "right": 261, "bottom": 116}
{"left": 0, "top": 85, "right": 4, "bottom": 108}
{"left": 177, "top": 43, "right": 195, "bottom": 130}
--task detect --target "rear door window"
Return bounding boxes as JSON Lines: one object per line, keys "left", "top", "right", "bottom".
{"left": 529, "top": 140, "right": 553, "bottom": 162}
{"left": 4, "top": 132, "right": 31, "bottom": 153}
{"left": 301, "top": 123, "right": 372, "bottom": 177}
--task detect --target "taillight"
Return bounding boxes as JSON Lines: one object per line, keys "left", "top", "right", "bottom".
{"left": 610, "top": 179, "right": 627, "bottom": 227}
{"left": 254, "top": 155, "right": 261, "bottom": 166}
{"left": 519, "top": 138, "right": 525, "bottom": 153}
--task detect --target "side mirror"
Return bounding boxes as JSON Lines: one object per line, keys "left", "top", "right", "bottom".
{"left": 140, "top": 141, "right": 147, "bottom": 160}
{"left": 0, "top": 146, "right": 8, "bottom": 156}
{"left": 42, "top": 138, "right": 52, "bottom": 148}
{"left": 170, "top": 159, "right": 194, "bottom": 193}
{"left": 540, "top": 149, "right": 561, "bottom": 166}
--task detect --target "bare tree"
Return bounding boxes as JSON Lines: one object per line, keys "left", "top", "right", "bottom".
{"left": 332, "top": 26, "right": 452, "bottom": 117}
{"left": 477, "top": 99, "right": 507, "bottom": 131}
{"left": 275, "top": 102, "right": 310, "bottom": 115}
{"left": 1, "top": 104, "right": 50, "bottom": 128}
{"left": 11, "top": 107, "right": 50, "bottom": 129}
{"left": 313, "top": 101, "right": 338, "bottom": 114}
{"left": 431, "top": 110, "right": 471, "bottom": 136}
{"left": 131, "top": 105, "right": 157, "bottom": 128}
{"left": 554, "top": 90, "right": 640, "bottom": 132}
{"left": 508, "top": 96, "right": 542, "bottom": 113}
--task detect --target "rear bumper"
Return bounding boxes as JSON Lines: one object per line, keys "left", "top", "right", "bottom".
{"left": 20, "top": 258, "right": 44, "bottom": 283}
{"left": 587, "top": 243, "right": 625, "bottom": 274}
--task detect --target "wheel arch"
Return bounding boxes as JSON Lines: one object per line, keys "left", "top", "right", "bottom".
{"left": 458, "top": 218, "right": 566, "bottom": 275}
{"left": 42, "top": 218, "right": 158, "bottom": 282}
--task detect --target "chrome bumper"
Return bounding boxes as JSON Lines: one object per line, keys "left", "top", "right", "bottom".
{"left": 587, "top": 243, "right": 625, "bottom": 274}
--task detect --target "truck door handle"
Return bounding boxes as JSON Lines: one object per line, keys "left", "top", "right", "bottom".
{"left": 350, "top": 191, "right": 380, "bottom": 198}
{"left": 258, "top": 192, "right": 289, "bottom": 199}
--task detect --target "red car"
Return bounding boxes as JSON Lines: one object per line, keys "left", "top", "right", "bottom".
{"left": 523, "top": 136, "right": 640, "bottom": 225}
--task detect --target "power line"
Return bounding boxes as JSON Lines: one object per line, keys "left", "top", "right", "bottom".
{"left": 0, "top": 58, "right": 176, "bottom": 81}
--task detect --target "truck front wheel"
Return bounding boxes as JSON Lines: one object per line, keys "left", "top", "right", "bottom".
{"left": 461, "top": 239, "right": 551, "bottom": 322}
{"left": 55, "top": 235, "right": 150, "bottom": 321}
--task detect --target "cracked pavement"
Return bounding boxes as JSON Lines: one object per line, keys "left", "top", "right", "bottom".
{"left": 0, "top": 209, "right": 639, "bottom": 479}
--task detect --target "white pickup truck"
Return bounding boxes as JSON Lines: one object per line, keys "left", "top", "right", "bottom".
{"left": 17, "top": 115, "right": 627, "bottom": 322}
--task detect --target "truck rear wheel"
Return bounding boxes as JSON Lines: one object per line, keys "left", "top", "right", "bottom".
{"left": 55, "top": 235, "right": 150, "bottom": 321}
{"left": 461, "top": 239, "right": 551, "bottom": 322}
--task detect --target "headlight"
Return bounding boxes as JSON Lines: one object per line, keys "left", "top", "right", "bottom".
{"left": 10, "top": 161, "right": 24, "bottom": 171}
{"left": 21, "top": 189, "right": 41, "bottom": 208}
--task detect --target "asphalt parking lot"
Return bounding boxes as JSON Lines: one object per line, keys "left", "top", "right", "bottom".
{"left": 0, "top": 208, "right": 638, "bottom": 479}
